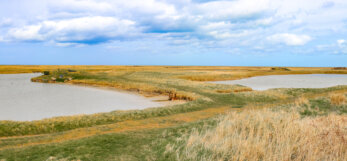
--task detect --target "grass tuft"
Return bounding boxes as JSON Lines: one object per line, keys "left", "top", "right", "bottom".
{"left": 330, "top": 94, "right": 346, "bottom": 106}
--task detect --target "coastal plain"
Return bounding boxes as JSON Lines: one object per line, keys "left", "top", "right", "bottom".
{"left": 0, "top": 65, "right": 346, "bottom": 161}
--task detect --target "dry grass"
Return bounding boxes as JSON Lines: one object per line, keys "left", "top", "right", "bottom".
{"left": 169, "top": 108, "right": 347, "bottom": 161}
{"left": 294, "top": 96, "right": 310, "bottom": 106}
{"left": 330, "top": 94, "right": 346, "bottom": 106}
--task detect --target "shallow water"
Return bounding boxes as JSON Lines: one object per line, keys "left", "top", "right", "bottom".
{"left": 0, "top": 73, "right": 162, "bottom": 121}
{"left": 211, "top": 74, "right": 347, "bottom": 90}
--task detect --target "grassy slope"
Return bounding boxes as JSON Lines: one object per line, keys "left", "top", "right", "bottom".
{"left": 0, "top": 65, "right": 346, "bottom": 160}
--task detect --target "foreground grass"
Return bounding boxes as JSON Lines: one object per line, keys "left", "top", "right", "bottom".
{"left": 168, "top": 94, "right": 347, "bottom": 161}
{"left": 0, "top": 107, "right": 230, "bottom": 150}
{"left": 0, "top": 113, "right": 223, "bottom": 161}
{"left": 0, "top": 121, "right": 209, "bottom": 161}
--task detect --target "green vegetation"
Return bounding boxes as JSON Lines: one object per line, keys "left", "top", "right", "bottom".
{"left": 298, "top": 94, "right": 347, "bottom": 116}
{"left": 0, "top": 118, "right": 217, "bottom": 161}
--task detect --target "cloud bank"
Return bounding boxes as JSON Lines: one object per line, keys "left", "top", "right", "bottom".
{"left": 0, "top": 0, "right": 347, "bottom": 55}
{"left": 8, "top": 16, "right": 138, "bottom": 44}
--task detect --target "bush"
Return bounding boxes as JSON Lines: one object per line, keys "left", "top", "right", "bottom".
{"left": 68, "top": 69, "right": 77, "bottom": 72}
{"left": 43, "top": 71, "right": 50, "bottom": 75}
{"left": 271, "top": 67, "right": 290, "bottom": 71}
{"left": 56, "top": 78, "right": 65, "bottom": 82}
{"left": 333, "top": 67, "right": 346, "bottom": 70}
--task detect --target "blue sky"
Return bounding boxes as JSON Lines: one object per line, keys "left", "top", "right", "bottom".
{"left": 0, "top": 0, "right": 346, "bottom": 66}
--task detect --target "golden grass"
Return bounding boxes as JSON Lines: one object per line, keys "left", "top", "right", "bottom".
{"left": 294, "top": 96, "right": 310, "bottom": 106}
{"left": 170, "top": 108, "right": 347, "bottom": 161}
{"left": 1, "top": 65, "right": 346, "bottom": 78}
{"left": 66, "top": 79, "right": 199, "bottom": 101}
{"left": 330, "top": 94, "right": 346, "bottom": 105}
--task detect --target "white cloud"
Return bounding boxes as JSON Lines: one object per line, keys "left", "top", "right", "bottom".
{"left": 8, "top": 25, "right": 44, "bottom": 41}
{"left": 49, "top": 0, "right": 113, "bottom": 12}
{"left": 0, "top": 18, "right": 13, "bottom": 27}
{"left": 200, "top": 21, "right": 234, "bottom": 31}
{"left": 195, "top": 0, "right": 270, "bottom": 20}
{"left": 337, "top": 39, "right": 346, "bottom": 46}
{"left": 337, "top": 39, "right": 347, "bottom": 54}
{"left": 255, "top": 17, "right": 273, "bottom": 25}
{"left": 267, "top": 33, "right": 312, "bottom": 46}
{"left": 114, "top": 0, "right": 178, "bottom": 19}
{"left": 207, "top": 30, "right": 254, "bottom": 40}
{"left": 7, "top": 16, "right": 138, "bottom": 43}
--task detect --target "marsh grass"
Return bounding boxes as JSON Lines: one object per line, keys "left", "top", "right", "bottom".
{"left": 169, "top": 107, "right": 347, "bottom": 161}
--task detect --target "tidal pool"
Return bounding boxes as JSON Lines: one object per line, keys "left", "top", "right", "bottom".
{"left": 211, "top": 74, "right": 347, "bottom": 90}
{"left": 0, "top": 73, "right": 163, "bottom": 121}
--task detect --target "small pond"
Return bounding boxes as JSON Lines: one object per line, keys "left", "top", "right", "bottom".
{"left": 210, "top": 74, "right": 347, "bottom": 90}
{"left": 0, "top": 73, "right": 163, "bottom": 121}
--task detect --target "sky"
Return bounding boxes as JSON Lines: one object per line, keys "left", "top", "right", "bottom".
{"left": 0, "top": 0, "right": 347, "bottom": 66}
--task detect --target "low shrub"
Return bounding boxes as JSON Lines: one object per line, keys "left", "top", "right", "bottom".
{"left": 271, "top": 67, "right": 290, "bottom": 71}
